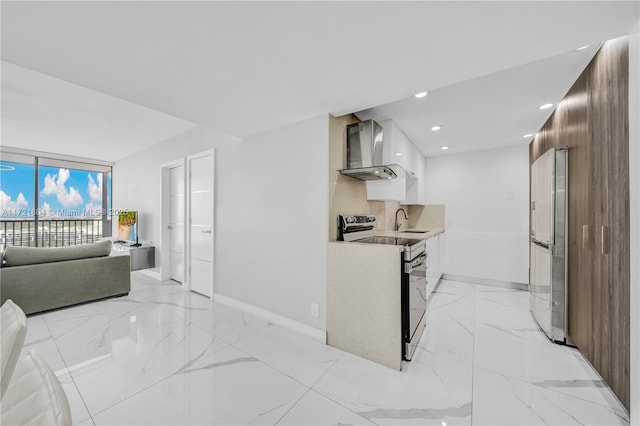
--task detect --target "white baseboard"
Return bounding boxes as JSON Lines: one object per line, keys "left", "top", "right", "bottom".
{"left": 212, "top": 293, "right": 326, "bottom": 344}
{"left": 137, "top": 269, "right": 162, "bottom": 281}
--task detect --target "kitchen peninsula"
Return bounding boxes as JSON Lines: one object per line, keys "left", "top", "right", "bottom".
{"left": 327, "top": 218, "right": 444, "bottom": 371}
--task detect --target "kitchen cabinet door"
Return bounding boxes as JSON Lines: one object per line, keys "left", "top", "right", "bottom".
{"left": 586, "top": 38, "right": 630, "bottom": 408}
{"left": 564, "top": 73, "right": 591, "bottom": 357}
{"left": 366, "top": 120, "right": 427, "bottom": 204}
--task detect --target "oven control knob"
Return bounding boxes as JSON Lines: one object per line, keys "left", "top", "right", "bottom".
{"left": 346, "top": 217, "right": 354, "bottom": 223}
{"left": 367, "top": 217, "right": 375, "bottom": 222}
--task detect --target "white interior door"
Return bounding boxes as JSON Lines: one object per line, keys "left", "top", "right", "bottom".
{"left": 188, "top": 151, "right": 214, "bottom": 298}
{"left": 169, "top": 165, "right": 185, "bottom": 282}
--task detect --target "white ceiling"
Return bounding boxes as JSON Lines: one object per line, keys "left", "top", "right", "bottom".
{"left": 1, "top": 1, "right": 638, "bottom": 160}
{"left": 355, "top": 45, "right": 600, "bottom": 157}
{"left": 1, "top": 62, "right": 198, "bottom": 162}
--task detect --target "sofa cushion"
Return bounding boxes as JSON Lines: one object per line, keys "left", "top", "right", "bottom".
{"left": 4, "top": 240, "right": 112, "bottom": 267}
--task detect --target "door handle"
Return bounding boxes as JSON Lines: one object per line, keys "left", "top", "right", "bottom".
{"left": 201, "top": 229, "right": 212, "bottom": 234}
{"left": 601, "top": 226, "right": 609, "bottom": 255}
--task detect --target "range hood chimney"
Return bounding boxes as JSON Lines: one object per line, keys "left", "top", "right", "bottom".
{"left": 339, "top": 119, "right": 397, "bottom": 181}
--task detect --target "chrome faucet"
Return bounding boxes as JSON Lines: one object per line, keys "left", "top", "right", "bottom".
{"left": 394, "top": 208, "right": 408, "bottom": 231}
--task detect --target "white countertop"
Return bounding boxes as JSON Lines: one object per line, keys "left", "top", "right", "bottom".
{"left": 378, "top": 228, "right": 445, "bottom": 241}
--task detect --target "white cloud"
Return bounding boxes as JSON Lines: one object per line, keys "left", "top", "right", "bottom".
{"left": 41, "top": 174, "right": 58, "bottom": 195}
{"left": 40, "top": 168, "right": 83, "bottom": 208}
{"left": 88, "top": 173, "right": 102, "bottom": 202}
{"left": 0, "top": 190, "right": 28, "bottom": 214}
{"left": 58, "top": 187, "right": 83, "bottom": 208}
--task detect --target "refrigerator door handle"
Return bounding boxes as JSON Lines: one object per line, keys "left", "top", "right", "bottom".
{"left": 531, "top": 239, "right": 554, "bottom": 253}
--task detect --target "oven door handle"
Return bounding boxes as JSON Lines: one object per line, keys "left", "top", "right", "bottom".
{"left": 405, "top": 253, "right": 427, "bottom": 273}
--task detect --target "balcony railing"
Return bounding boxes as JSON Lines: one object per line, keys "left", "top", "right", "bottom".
{"left": 0, "top": 219, "right": 106, "bottom": 248}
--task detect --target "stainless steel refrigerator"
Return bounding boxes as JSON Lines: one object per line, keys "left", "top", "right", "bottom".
{"left": 530, "top": 147, "right": 568, "bottom": 344}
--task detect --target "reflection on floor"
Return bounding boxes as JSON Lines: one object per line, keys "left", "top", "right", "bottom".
{"left": 23, "top": 273, "right": 629, "bottom": 425}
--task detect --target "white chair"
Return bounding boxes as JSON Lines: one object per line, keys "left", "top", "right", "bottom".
{"left": 0, "top": 350, "right": 72, "bottom": 426}
{"left": 1, "top": 299, "right": 27, "bottom": 398}
{"left": 0, "top": 300, "right": 72, "bottom": 426}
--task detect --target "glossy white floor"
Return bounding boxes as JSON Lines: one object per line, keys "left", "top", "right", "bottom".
{"left": 22, "top": 273, "right": 629, "bottom": 425}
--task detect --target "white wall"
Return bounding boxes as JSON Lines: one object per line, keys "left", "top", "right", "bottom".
{"left": 113, "top": 126, "right": 239, "bottom": 249}
{"left": 628, "top": 20, "right": 639, "bottom": 426}
{"left": 426, "top": 145, "right": 530, "bottom": 284}
{"left": 213, "top": 116, "right": 329, "bottom": 330}
{"left": 113, "top": 115, "right": 329, "bottom": 330}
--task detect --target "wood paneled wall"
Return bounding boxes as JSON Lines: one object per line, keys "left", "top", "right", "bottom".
{"left": 529, "top": 37, "right": 630, "bottom": 410}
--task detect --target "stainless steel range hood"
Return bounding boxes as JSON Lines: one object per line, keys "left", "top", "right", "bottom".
{"left": 339, "top": 119, "right": 397, "bottom": 180}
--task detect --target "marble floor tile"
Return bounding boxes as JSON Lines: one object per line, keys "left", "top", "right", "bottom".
{"left": 210, "top": 302, "right": 270, "bottom": 343}
{"left": 419, "top": 309, "right": 474, "bottom": 364}
{"left": 143, "top": 291, "right": 216, "bottom": 335}
{"left": 46, "top": 300, "right": 197, "bottom": 364}
{"left": 427, "top": 283, "right": 475, "bottom": 322}
{"left": 151, "top": 291, "right": 270, "bottom": 343}
{"left": 473, "top": 321, "right": 601, "bottom": 384}
{"left": 276, "top": 389, "right": 376, "bottom": 426}
{"left": 42, "top": 296, "right": 147, "bottom": 325}
{"left": 23, "top": 316, "right": 93, "bottom": 424}
{"left": 435, "top": 279, "right": 477, "bottom": 294}
{"left": 58, "top": 373, "right": 93, "bottom": 424}
{"left": 92, "top": 346, "right": 308, "bottom": 425}
{"left": 24, "top": 314, "right": 51, "bottom": 343}
{"left": 233, "top": 324, "right": 343, "bottom": 387}
{"left": 49, "top": 302, "right": 228, "bottom": 416}
{"left": 9, "top": 274, "right": 629, "bottom": 426}
{"left": 125, "top": 276, "right": 187, "bottom": 302}
{"left": 313, "top": 350, "right": 472, "bottom": 425}
{"left": 23, "top": 318, "right": 67, "bottom": 371}
{"left": 472, "top": 367, "right": 629, "bottom": 425}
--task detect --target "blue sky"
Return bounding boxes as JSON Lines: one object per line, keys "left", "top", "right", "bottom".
{"left": 0, "top": 161, "right": 111, "bottom": 218}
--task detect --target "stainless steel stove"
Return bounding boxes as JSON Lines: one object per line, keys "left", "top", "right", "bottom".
{"left": 352, "top": 235, "right": 425, "bottom": 261}
{"left": 337, "top": 214, "right": 428, "bottom": 361}
{"left": 338, "top": 215, "right": 424, "bottom": 258}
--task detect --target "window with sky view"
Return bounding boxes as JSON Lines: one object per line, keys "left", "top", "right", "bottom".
{"left": 0, "top": 160, "right": 112, "bottom": 247}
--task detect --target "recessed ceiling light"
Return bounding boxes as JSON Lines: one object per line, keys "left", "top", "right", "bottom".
{"left": 441, "top": 146, "right": 449, "bottom": 150}
{"left": 522, "top": 133, "right": 534, "bottom": 138}
{"left": 414, "top": 91, "right": 428, "bottom": 98}
{"left": 431, "top": 125, "right": 442, "bottom": 131}
{"left": 576, "top": 45, "right": 589, "bottom": 51}
{"left": 395, "top": 152, "right": 402, "bottom": 156}
{"left": 539, "top": 103, "right": 554, "bottom": 110}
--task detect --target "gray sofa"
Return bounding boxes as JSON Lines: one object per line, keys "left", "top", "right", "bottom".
{"left": 0, "top": 241, "right": 130, "bottom": 315}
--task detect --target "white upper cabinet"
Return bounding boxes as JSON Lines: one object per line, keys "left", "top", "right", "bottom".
{"left": 366, "top": 120, "right": 427, "bottom": 204}
{"left": 379, "top": 119, "right": 415, "bottom": 173}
